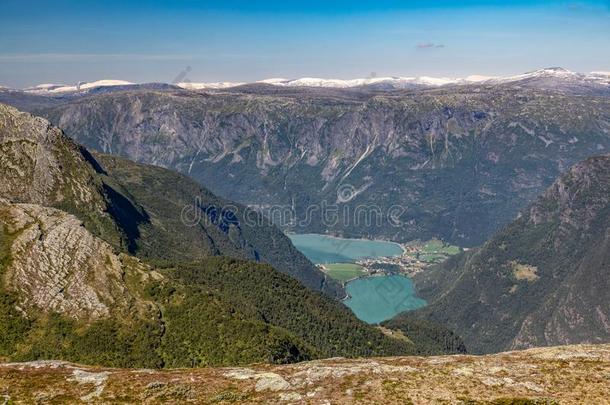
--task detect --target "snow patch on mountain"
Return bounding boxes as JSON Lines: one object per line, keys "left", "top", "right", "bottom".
{"left": 176, "top": 81, "right": 246, "bottom": 90}
{"left": 497, "top": 67, "right": 578, "bottom": 83}
{"left": 22, "top": 68, "right": 610, "bottom": 93}
{"left": 25, "top": 80, "right": 133, "bottom": 94}
{"left": 256, "top": 78, "right": 290, "bottom": 84}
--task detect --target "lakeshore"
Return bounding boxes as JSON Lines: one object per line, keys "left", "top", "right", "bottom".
{"left": 289, "top": 234, "right": 461, "bottom": 323}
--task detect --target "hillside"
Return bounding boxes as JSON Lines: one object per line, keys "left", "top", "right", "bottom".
{"left": 405, "top": 154, "right": 610, "bottom": 354}
{"left": 0, "top": 201, "right": 419, "bottom": 367}
{"left": 1, "top": 344, "right": 608, "bottom": 404}
{"left": 93, "top": 153, "right": 338, "bottom": 295}
{"left": 0, "top": 104, "right": 466, "bottom": 368}
{"left": 4, "top": 82, "right": 607, "bottom": 246}
{"left": 0, "top": 102, "right": 341, "bottom": 297}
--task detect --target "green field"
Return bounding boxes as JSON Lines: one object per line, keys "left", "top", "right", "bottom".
{"left": 322, "top": 263, "right": 366, "bottom": 282}
{"left": 405, "top": 239, "right": 461, "bottom": 263}
{"left": 422, "top": 239, "right": 460, "bottom": 255}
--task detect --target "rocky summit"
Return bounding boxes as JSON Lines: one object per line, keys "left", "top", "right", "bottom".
{"left": 1, "top": 344, "right": 609, "bottom": 404}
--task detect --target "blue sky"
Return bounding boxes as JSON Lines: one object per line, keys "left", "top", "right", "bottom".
{"left": 0, "top": 1, "right": 609, "bottom": 87}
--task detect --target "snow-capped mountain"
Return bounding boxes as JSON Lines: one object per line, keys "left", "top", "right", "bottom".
{"left": 24, "top": 80, "right": 133, "bottom": 94}
{"left": 495, "top": 67, "right": 608, "bottom": 84}
{"left": 260, "top": 75, "right": 495, "bottom": 88}
{"left": 175, "top": 68, "right": 609, "bottom": 91}
{"left": 176, "top": 81, "right": 246, "bottom": 90}
{"left": 14, "top": 68, "right": 610, "bottom": 95}
{"left": 499, "top": 67, "right": 577, "bottom": 81}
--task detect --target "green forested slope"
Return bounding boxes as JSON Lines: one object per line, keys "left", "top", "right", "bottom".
{"left": 406, "top": 154, "right": 610, "bottom": 353}
{"left": 95, "top": 154, "right": 341, "bottom": 297}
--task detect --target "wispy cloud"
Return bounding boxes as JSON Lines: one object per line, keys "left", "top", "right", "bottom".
{"left": 415, "top": 42, "right": 445, "bottom": 49}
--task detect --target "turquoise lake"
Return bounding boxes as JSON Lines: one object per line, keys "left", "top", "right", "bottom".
{"left": 344, "top": 275, "right": 427, "bottom": 324}
{"left": 288, "top": 233, "right": 426, "bottom": 324}
{"left": 288, "top": 233, "right": 403, "bottom": 264}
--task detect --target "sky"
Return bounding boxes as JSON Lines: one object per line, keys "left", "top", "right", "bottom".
{"left": 0, "top": 0, "right": 609, "bottom": 88}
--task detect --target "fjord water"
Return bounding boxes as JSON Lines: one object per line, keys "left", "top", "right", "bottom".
{"left": 344, "top": 275, "right": 426, "bottom": 324}
{"left": 289, "top": 233, "right": 426, "bottom": 323}
{"left": 288, "top": 233, "right": 403, "bottom": 264}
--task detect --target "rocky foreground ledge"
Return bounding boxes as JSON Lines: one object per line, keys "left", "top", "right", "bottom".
{"left": 1, "top": 344, "right": 609, "bottom": 404}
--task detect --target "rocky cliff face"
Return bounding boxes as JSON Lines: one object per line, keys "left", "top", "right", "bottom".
{"left": 408, "top": 154, "right": 610, "bottom": 353}
{"left": 20, "top": 85, "right": 610, "bottom": 245}
{"left": 1, "top": 199, "right": 134, "bottom": 320}
{"left": 0, "top": 104, "right": 119, "bottom": 244}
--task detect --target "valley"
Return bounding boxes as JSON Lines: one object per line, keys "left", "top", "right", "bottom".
{"left": 0, "top": 103, "right": 468, "bottom": 370}
{"left": 1, "top": 73, "right": 609, "bottom": 366}
{"left": 2, "top": 1, "right": 610, "bottom": 403}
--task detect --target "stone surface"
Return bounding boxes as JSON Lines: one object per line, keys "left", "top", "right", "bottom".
{"left": 1, "top": 199, "right": 126, "bottom": 318}
{"left": 0, "top": 198, "right": 157, "bottom": 320}
{"left": 1, "top": 344, "right": 609, "bottom": 404}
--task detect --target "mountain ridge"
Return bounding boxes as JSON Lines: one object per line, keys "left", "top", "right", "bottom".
{"left": 10, "top": 67, "right": 610, "bottom": 94}
{"left": 14, "top": 84, "right": 610, "bottom": 246}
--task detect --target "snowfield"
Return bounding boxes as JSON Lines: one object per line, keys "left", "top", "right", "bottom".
{"left": 16, "top": 68, "right": 610, "bottom": 93}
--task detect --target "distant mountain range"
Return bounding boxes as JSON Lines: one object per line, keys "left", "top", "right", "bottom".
{"left": 177, "top": 68, "right": 610, "bottom": 91}
{"left": 5, "top": 67, "right": 610, "bottom": 94}
{"left": 23, "top": 79, "right": 135, "bottom": 93}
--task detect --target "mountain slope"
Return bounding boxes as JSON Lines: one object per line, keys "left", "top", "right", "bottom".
{"left": 0, "top": 200, "right": 420, "bottom": 367}
{"left": 0, "top": 199, "right": 148, "bottom": 321}
{"left": 15, "top": 83, "right": 610, "bottom": 246}
{"left": 0, "top": 199, "right": 365, "bottom": 367}
{"left": 1, "top": 103, "right": 463, "bottom": 367}
{"left": 95, "top": 154, "right": 338, "bottom": 296}
{"left": 0, "top": 103, "right": 342, "bottom": 297}
{"left": 404, "top": 154, "right": 610, "bottom": 353}
{"left": 0, "top": 102, "right": 127, "bottom": 248}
